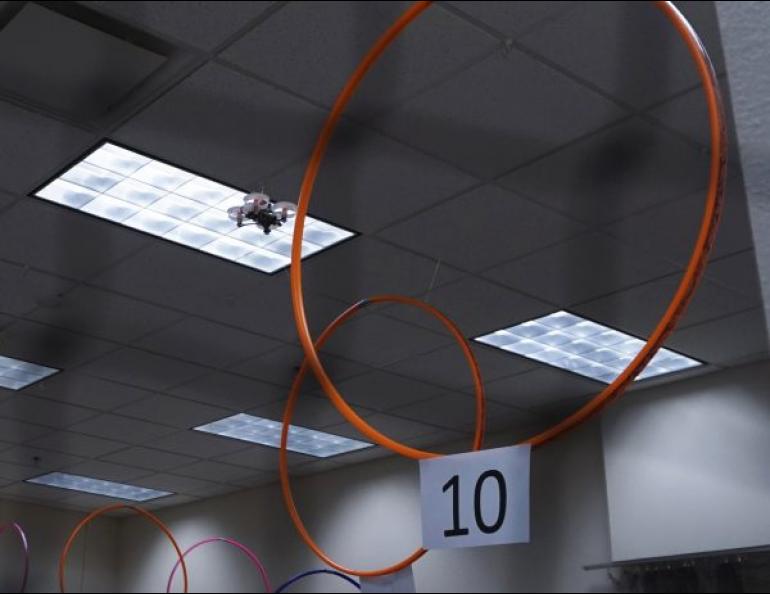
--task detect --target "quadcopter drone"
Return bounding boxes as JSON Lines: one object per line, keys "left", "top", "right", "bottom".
{"left": 227, "top": 192, "right": 297, "bottom": 234}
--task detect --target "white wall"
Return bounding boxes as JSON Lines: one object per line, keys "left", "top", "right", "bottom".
{"left": 602, "top": 360, "right": 770, "bottom": 561}
{"left": 0, "top": 498, "right": 119, "bottom": 592}
{"left": 116, "top": 421, "right": 615, "bottom": 593}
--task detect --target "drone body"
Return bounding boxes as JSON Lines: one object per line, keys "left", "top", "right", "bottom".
{"left": 227, "top": 192, "right": 297, "bottom": 234}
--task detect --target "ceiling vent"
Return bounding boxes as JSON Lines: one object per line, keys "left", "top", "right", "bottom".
{"left": 0, "top": 2, "right": 165, "bottom": 121}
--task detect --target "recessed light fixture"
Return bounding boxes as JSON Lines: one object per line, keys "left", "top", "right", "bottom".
{"left": 476, "top": 311, "right": 701, "bottom": 384}
{"left": 33, "top": 143, "right": 355, "bottom": 273}
{"left": 0, "top": 356, "right": 58, "bottom": 390}
{"left": 194, "top": 413, "right": 373, "bottom": 458}
{"left": 26, "top": 472, "right": 172, "bottom": 502}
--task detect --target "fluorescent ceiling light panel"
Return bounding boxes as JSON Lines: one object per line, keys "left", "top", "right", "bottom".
{"left": 476, "top": 311, "right": 701, "bottom": 384}
{"left": 0, "top": 356, "right": 58, "bottom": 390}
{"left": 34, "top": 143, "right": 355, "bottom": 273}
{"left": 26, "top": 472, "right": 172, "bottom": 502}
{"left": 195, "top": 413, "right": 373, "bottom": 458}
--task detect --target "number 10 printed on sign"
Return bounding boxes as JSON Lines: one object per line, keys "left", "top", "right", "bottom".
{"left": 419, "top": 444, "right": 531, "bottom": 550}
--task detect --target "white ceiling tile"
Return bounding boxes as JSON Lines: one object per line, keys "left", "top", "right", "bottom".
{"left": 227, "top": 345, "right": 367, "bottom": 390}
{"left": 0, "top": 396, "right": 98, "bottom": 429}
{"left": 134, "top": 316, "right": 281, "bottom": 368}
{"left": 142, "top": 493, "right": 202, "bottom": 509}
{"left": 499, "top": 118, "right": 710, "bottom": 225}
{"left": 115, "top": 394, "right": 231, "bottom": 429}
{"left": 173, "top": 460, "right": 259, "bottom": 483}
{"left": 77, "top": 347, "right": 204, "bottom": 391}
{"left": 228, "top": 471, "right": 277, "bottom": 488}
{"left": 604, "top": 178, "right": 754, "bottom": 264}
{"left": 265, "top": 123, "right": 478, "bottom": 234}
{"left": 170, "top": 371, "right": 285, "bottom": 411}
{"left": 483, "top": 231, "right": 678, "bottom": 306}
{"left": 214, "top": 446, "right": 314, "bottom": 472}
{"left": 132, "top": 473, "right": 221, "bottom": 496}
{"left": 147, "top": 430, "right": 250, "bottom": 458}
{"left": 100, "top": 446, "right": 197, "bottom": 472}
{"left": 319, "top": 312, "right": 453, "bottom": 367}
{"left": 0, "top": 101, "right": 95, "bottom": 194}
{"left": 0, "top": 3, "right": 165, "bottom": 123}
{"left": 447, "top": 2, "right": 572, "bottom": 39}
{"left": 325, "top": 413, "right": 443, "bottom": 443}
{"left": 389, "top": 391, "right": 525, "bottom": 431}
{"left": 386, "top": 342, "right": 535, "bottom": 392}
{"left": 705, "top": 251, "right": 764, "bottom": 303}
{"left": 382, "top": 275, "right": 553, "bottom": 336}
{"left": 250, "top": 395, "right": 374, "bottom": 431}
{"left": 63, "top": 459, "right": 153, "bottom": 482}
{"left": 0, "top": 261, "right": 74, "bottom": 317}
{"left": 0, "top": 481, "right": 77, "bottom": 504}
{"left": 85, "top": 1, "right": 274, "bottom": 50}
{"left": 483, "top": 367, "right": 600, "bottom": 410}
{"left": 27, "top": 431, "right": 126, "bottom": 458}
{"left": 372, "top": 49, "right": 626, "bottom": 178}
{"left": 0, "top": 460, "right": 40, "bottom": 481}
{"left": 25, "top": 372, "right": 154, "bottom": 411}
{"left": 312, "top": 445, "right": 392, "bottom": 468}
{"left": 0, "top": 199, "right": 147, "bottom": 280}
{"left": 300, "top": 236, "right": 462, "bottom": 304}
{"left": 29, "top": 286, "right": 185, "bottom": 342}
{"left": 115, "top": 62, "right": 327, "bottom": 188}
{"left": 325, "top": 371, "right": 442, "bottom": 412}
{"left": 667, "top": 308, "right": 769, "bottom": 366}
{"left": 223, "top": 2, "right": 497, "bottom": 120}
{"left": 573, "top": 274, "right": 758, "bottom": 338}
{"left": 91, "top": 241, "right": 315, "bottom": 337}
{"left": 516, "top": 1, "right": 725, "bottom": 108}
{"left": 67, "top": 414, "right": 177, "bottom": 444}
{"left": 0, "top": 318, "right": 116, "bottom": 370}
{"left": 379, "top": 184, "right": 585, "bottom": 272}
{"left": 648, "top": 75, "right": 741, "bottom": 164}
{"left": 0, "top": 445, "right": 86, "bottom": 471}
{"left": 0, "top": 417, "right": 52, "bottom": 444}
{"left": 0, "top": 188, "right": 15, "bottom": 210}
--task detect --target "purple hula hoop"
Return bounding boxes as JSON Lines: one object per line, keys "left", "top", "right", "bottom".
{"left": 166, "top": 536, "right": 271, "bottom": 593}
{"left": 0, "top": 522, "right": 30, "bottom": 593}
{"left": 275, "top": 569, "right": 361, "bottom": 593}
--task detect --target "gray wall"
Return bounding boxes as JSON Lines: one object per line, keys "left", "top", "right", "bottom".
{"left": 6, "top": 362, "right": 769, "bottom": 591}
{"left": 116, "top": 421, "right": 614, "bottom": 593}
{"left": 0, "top": 498, "right": 119, "bottom": 592}
{"left": 602, "top": 360, "right": 770, "bottom": 561}
{"left": 717, "top": 1, "right": 770, "bottom": 335}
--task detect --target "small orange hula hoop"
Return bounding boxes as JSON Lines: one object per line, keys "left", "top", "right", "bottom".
{"left": 286, "top": 0, "right": 726, "bottom": 577}
{"left": 280, "top": 295, "right": 486, "bottom": 577}
{"left": 58, "top": 504, "right": 188, "bottom": 593}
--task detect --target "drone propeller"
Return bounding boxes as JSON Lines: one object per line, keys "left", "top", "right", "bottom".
{"left": 226, "top": 192, "right": 297, "bottom": 232}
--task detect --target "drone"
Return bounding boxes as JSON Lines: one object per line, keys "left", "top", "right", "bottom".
{"left": 227, "top": 192, "right": 297, "bottom": 234}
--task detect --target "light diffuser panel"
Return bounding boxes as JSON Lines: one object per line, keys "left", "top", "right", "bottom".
{"left": 195, "top": 413, "right": 373, "bottom": 458}
{"left": 27, "top": 472, "right": 172, "bottom": 502}
{"left": 476, "top": 311, "right": 701, "bottom": 384}
{"left": 0, "top": 356, "right": 58, "bottom": 390}
{"left": 35, "top": 143, "right": 355, "bottom": 273}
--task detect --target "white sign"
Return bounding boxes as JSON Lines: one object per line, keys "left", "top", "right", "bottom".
{"left": 360, "top": 566, "right": 416, "bottom": 593}
{"left": 419, "top": 444, "right": 530, "bottom": 549}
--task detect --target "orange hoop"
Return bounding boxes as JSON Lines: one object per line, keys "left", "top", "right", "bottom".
{"left": 280, "top": 295, "right": 486, "bottom": 577}
{"left": 58, "top": 504, "right": 188, "bottom": 593}
{"left": 288, "top": 0, "right": 726, "bottom": 454}
{"left": 284, "top": 0, "right": 726, "bottom": 578}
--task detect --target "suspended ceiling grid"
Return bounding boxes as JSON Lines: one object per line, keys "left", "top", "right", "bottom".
{"left": 0, "top": 0, "right": 765, "bottom": 511}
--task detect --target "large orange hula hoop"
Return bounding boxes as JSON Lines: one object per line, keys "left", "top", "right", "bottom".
{"left": 280, "top": 295, "right": 486, "bottom": 578}
{"left": 289, "top": 0, "right": 726, "bottom": 456}
{"left": 58, "top": 504, "right": 188, "bottom": 593}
